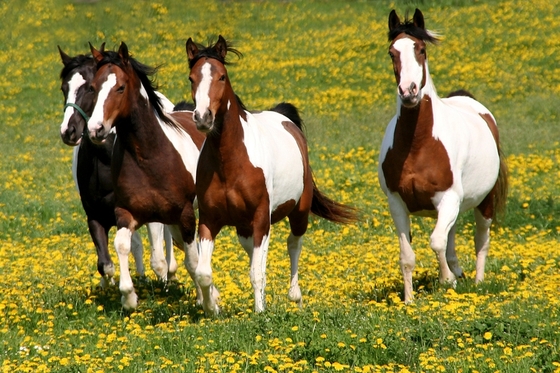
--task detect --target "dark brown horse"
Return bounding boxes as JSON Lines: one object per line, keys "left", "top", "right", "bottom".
{"left": 87, "top": 42, "right": 210, "bottom": 310}
{"left": 379, "top": 9, "right": 508, "bottom": 303}
{"left": 57, "top": 46, "right": 177, "bottom": 287}
{"left": 186, "top": 36, "right": 358, "bottom": 315}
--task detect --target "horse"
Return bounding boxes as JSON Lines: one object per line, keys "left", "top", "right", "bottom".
{"left": 185, "top": 36, "right": 358, "bottom": 315}
{"left": 86, "top": 42, "right": 211, "bottom": 310}
{"left": 58, "top": 46, "right": 179, "bottom": 288}
{"left": 378, "top": 9, "right": 508, "bottom": 303}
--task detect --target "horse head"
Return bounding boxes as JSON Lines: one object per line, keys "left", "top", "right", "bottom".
{"left": 388, "top": 9, "right": 439, "bottom": 108}
{"left": 186, "top": 35, "right": 241, "bottom": 133}
{"left": 58, "top": 45, "right": 103, "bottom": 145}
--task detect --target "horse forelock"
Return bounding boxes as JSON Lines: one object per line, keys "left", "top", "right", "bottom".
{"left": 188, "top": 39, "right": 242, "bottom": 69}
{"left": 60, "top": 54, "right": 95, "bottom": 80}
{"left": 388, "top": 19, "right": 440, "bottom": 44}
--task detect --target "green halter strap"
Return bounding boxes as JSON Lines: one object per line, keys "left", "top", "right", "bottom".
{"left": 64, "top": 102, "right": 90, "bottom": 123}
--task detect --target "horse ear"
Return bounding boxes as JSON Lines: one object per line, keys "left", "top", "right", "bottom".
{"left": 118, "top": 42, "right": 129, "bottom": 64}
{"left": 413, "top": 8, "right": 425, "bottom": 30}
{"left": 58, "top": 45, "right": 72, "bottom": 66}
{"left": 388, "top": 9, "right": 401, "bottom": 31}
{"left": 89, "top": 42, "right": 104, "bottom": 63}
{"left": 99, "top": 42, "right": 106, "bottom": 53}
{"left": 186, "top": 38, "right": 199, "bottom": 62}
{"left": 215, "top": 35, "right": 228, "bottom": 59}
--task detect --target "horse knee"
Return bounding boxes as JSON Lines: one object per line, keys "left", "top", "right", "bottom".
{"left": 430, "top": 233, "right": 447, "bottom": 254}
{"left": 115, "top": 228, "right": 132, "bottom": 256}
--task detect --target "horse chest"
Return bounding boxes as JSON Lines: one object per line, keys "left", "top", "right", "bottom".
{"left": 382, "top": 132, "right": 454, "bottom": 213}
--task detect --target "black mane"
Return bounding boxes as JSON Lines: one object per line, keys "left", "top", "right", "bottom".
{"left": 388, "top": 15, "right": 440, "bottom": 44}
{"left": 187, "top": 39, "right": 242, "bottom": 69}
{"left": 96, "top": 50, "right": 174, "bottom": 126}
{"left": 60, "top": 54, "right": 94, "bottom": 79}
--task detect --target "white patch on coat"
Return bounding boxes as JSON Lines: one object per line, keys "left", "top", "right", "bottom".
{"left": 60, "top": 72, "right": 86, "bottom": 135}
{"left": 240, "top": 110, "right": 305, "bottom": 214}
{"left": 392, "top": 38, "right": 423, "bottom": 97}
{"left": 194, "top": 62, "right": 213, "bottom": 119}
{"left": 88, "top": 73, "right": 117, "bottom": 135}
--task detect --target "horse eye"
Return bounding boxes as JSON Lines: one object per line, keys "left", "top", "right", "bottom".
{"left": 117, "top": 85, "right": 125, "bottom": 93}
{"left": 188, "top": 76, "right": 194, "bottom": 83}
{"left": 219, "top": 75, "right": 226, "bottom": 81}
{"left": 420, "top": 48, "right": 426, "bottom": 55}
{"left": 388, "top": 52, "right": 395, "bottom": 59}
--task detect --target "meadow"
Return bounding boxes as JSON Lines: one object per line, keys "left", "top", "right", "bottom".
{"left": 0, "top": 0, "right": 559, "bottom": 372}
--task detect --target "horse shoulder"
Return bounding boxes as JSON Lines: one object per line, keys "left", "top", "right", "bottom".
{"left": 156, "top": 115, "right": 200, "bottom": 177}
{"left": 246, "top": 111, "right": 305, "bottom": 204}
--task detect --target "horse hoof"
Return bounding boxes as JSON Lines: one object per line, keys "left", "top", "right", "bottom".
{"left": 121, "top": 293, "right": 138, "bottom": 310}
{"left": 288, "top": 285, "right": 302, "bottom": 304}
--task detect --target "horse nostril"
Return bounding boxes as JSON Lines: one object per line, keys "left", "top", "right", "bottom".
{"left": 410, "top": 82, "right": 417, "bottom": 94}
{"left": 194, "top": 111, "right": 201, "bottom": 123}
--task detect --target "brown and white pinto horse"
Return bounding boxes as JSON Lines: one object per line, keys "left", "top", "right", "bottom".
{"left": 378, "top": 9, "right": 508, "bottom": 303}
{"left": 186, "top": 36, "right": 358, "bottom": 315}
{"left": 57, "top": 46, "right": 176, "bottom": 288}
{"left": 86, "top": 42, "right": 211, "bottom": 310}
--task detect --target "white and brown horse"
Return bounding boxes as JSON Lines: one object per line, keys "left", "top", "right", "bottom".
{"left": 86, "top": 42, "right": 211, "bottom": 310}
{"left": 378, "top": 9, "right": 508, "bottom": 303}
{"left": 186, "top": 36, "right": 358, "bottom": 315}
{"left": 57, "top": 46, "right": 177, "bottom": 287}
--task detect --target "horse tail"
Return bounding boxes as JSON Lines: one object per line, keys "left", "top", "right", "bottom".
{"left": 311, "top": 179, "right": 359, "bottom": 224}
{"left": 446, "top": 89, "right": 476, "bottom": 99}
{"left": 270, "top": 102, "right": 305, "bottom": 131}
{"left": 493, "top": 145, "right": 509, "bottom": 221}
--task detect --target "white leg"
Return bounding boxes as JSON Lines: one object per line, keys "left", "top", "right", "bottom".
{"left": 287, "top": 233, "right": 303, "bottom": 306}
{"left": 431, "top": 193, "right": 461, "bottom": 286}
{"left": 130, "top": 231, "right": 145, "bottom": 277}
{"left": 250, "top": 234, "right": 270, "bottom": 313}
{"left": 474, "top": 209, "right": 492, "bottom": 283}
{"left": 164, "top": 226, "right": 178, "bottom": 281}
{"left": 195, "top": 238, "right": 219, "bottom": 316}
{"left": 445, "top": 223, "right": 464, "bottom": 278}
{"left": 388, "top": 194, "right": 415, "bottom": 303}
{"left": 184, "top": 238, "right": 207, "bottom": 306}
{"left": 146, "top": 223, "right": 168, "bottom": 281}
{"left": 115, "top": 227, "right": 138, "bottom": 310}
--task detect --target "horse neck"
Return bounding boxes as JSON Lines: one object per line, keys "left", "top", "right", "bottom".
{"left": 115, "top": 88, "right": 166, "bottom": 158}
{"left": 395, "top": 62, "right": 438, "bottom": 144}
{"left": 206, "top": 93, "right": 247, "bottom": 160}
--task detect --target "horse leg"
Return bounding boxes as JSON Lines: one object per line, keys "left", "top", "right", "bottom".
{"left": 164, "top": 225, "right": 178, "bottom": 281}
{"left": 287, "top": 233, "right": 303, "bottom": 306}
{"left": 240, "top": 230, "right": 270, "bottom": 313}
{"left": 195, "top": 222, "right": 219, "bottom": 315}
{"left": 114, "top": 208, "right": 138, "bottom": 310}
{"left": 88, "top": 219, "right": 114, "bottom": 288}
{"left": 146, "top": 222, "right": 168, "bottom": 281}
{"left": 388, "top": 195, "right": 415, "bottom": 303}
{"left": 445, "top": 223, "right": 464, "bottom": 278}
{"left": 473, "top": 208, "right": 492, "bottom": 283}
{"left": 431, "top": 193, "right": 460, "bottom": 286}
{"left": 130, "top": 230, "right": 145, "bottom": 277}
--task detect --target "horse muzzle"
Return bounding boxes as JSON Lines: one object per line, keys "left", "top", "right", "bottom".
{"left": 88, "top": 124, "right": 109, "bottom": 144}
{"left": 193, "top": 109, "right": 214, "bottom": 133}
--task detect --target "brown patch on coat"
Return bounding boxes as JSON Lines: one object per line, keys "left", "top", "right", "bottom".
{"left": 381, "top": 96, "right": 453, "bottom": 213}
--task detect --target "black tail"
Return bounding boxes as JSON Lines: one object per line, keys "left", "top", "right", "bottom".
{"left": 173, "top": 101, "right": 195, "bottom": 111}
{"left": 270, "top": 102, "right": 304, "bottom": 130}
{"left": 311, "top": 179, "right": 359, "bottom": 224}
{"left": 446, "top": 89, "right": 476, "bottom": 99}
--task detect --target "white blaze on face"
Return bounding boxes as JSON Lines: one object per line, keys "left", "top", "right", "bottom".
{"left": 194, "top": 62, "right": 213, "bottom": 118}
{"left": 393, "top": 38, "right": 423, "bottom": 96}
{"left": 60, "top": 72, "right": 86, "bottom": 135}
{"left": 88, "top": 73, "right": 117, "bottom": 136}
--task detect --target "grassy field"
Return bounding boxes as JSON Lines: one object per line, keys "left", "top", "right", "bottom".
{"left": 1, "top": 0, "right": 559, "bottom": 372}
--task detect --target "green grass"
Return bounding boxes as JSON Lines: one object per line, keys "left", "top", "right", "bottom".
{"left": 1, "top": 0, "right": 559, "bottom": 372}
